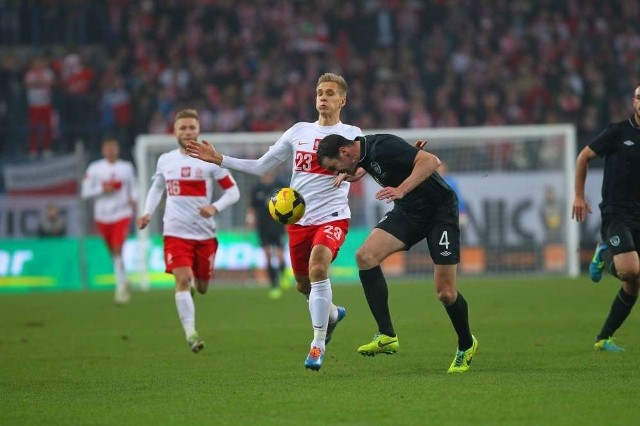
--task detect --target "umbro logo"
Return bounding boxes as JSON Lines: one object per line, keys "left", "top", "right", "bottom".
{"left": 623, "top": 140, "right": 635, "bottom": 146}
{"left": 440, "top": 251, "right": 452, "bottom": 256}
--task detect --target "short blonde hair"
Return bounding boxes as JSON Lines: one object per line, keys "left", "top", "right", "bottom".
{"left": 317, "top": 73, "right": 347, "bottom": 96}
{"left": 174, "top": 109, "right": 199, "bottom": 122}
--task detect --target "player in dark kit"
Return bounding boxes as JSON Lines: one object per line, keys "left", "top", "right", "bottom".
{"left": 248, "top": 171, "right": 288, "bottom": 299}
{"left": 572, "top": 83, "right": 640, "bottom": 352}
{"left": 317, "top": 133, "right": 478, "bottom": 373}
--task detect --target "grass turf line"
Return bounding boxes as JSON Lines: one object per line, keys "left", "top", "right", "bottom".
{"left": 0, "top": 276, "right": 638, "bottom": 425}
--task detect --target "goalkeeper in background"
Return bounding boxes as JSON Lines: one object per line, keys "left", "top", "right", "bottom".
{"left": 247, "top": 171, "right": 290, "bottom": 299}
{"left": 572, "top": 83, "right": 640, "bottom": 352}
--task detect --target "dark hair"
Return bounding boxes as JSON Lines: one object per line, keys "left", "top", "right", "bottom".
{"left": 317, "top": 134, "right": 355, "bottom": 163}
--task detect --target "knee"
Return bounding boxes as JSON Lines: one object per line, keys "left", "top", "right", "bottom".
{"left": 195, "top": 279, "right": 209, "bottom": 294}
{"left": 176, "top": 276, "right": 192, "bottom": 291}
{"left": 436, "top": 287, "right": 457, "bottom": 305}
{"left": 355, "top": 247, "right": 377, "bottom": 270}
{"left": 617, "top": 267, "right": 640, "bottom": 283}
{"left": 308, "top": 263, "right": 329, "bottom": 282}
{"left": 296, "top": 280, "right": 311, "bottom": 296}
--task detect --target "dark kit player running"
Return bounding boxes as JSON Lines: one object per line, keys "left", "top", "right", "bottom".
{"left": 572, "top": 83, "right": 640, "bottom": 352}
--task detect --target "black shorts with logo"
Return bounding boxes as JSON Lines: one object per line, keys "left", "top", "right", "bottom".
{"left": 375, "top": 202, "right": 460, "bottom": 265}
{"left": 601, "top": 213, "right": 640, "bottom": 256}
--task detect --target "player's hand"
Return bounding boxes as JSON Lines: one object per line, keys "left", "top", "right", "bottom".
{"left": 415, "top": 140, "right": 429, "bottom": 150}
{"left": 137, "top": 214, "right": 151, "bottom": 229}
{"left": 102, "top": 182, "right": 115, "bottom": 193}
{"left": 333, "top": 168, "right": 367, "bottom": 187}
{"left": 376, "top": 186, "right": 404, "bottom": 203}
{"left": 332, "top": 173, "right": 350, "bottom": 188}
{"left": 185, "top": 139, "right": 220, "bottom": 164}
{"left": 571, "top": 196, "right": 592, "bottom": 222}
{"left": 198, "top": 205, "right": 218, "bottom": 218}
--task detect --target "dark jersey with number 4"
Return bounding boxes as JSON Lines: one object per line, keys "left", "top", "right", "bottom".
{"left": 589, "top": 116, "right": 640, "bottom": 216}
{"left": 356, "top": 134, "right": 457, "bottom": 215}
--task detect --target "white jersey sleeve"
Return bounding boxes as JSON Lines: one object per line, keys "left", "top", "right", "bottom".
{"left": 210, "top": 168, "right": 240, "bottom": 213}
{"left": 220, "top": 131, "right": 292, "bottom": 175}
{"left": 142, "top": 157, "right": 166, "bottom": 216}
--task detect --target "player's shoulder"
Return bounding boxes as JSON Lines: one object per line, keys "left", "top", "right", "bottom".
{"left": 286, "top": 121, "right": 315, "bottom": 135}
{"left": 117, "top": 159, "right": 135, "bottom": 169}
{"left": 86, "top": 158, "right": 103, "bottom": 169}
{"left": 608, "top": 119, "right": 632, "bottom": 130}
{"left": 158, "top": 149, "right": 178, "bottom": 161}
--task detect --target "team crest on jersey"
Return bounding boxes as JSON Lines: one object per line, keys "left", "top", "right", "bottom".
{"left": 609, "top": 236, "right": 620, "bottom": 246}
{"left": 314, "top": 139, "right": 321, "bottom": 150}
{"left": 181, "top": 167, "right": 190, "bottom": 177}
{"left": 371, "top": 162, "right": 382, "bottom": 174}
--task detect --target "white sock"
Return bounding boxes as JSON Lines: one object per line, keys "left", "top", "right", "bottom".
{"left": 308, "top": 279, "right": 332, "bottom": 350}
{"left": 329, "top": 304, "right": 338, "bottom": 323}
{"left": 175, "top": 290, "right": 196, "bottom": 338}
{"left": 113, "top": 255, "right": 127, "bottom": 291}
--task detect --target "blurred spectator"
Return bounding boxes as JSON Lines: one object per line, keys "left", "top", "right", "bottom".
{"left": 24, "top": 55, "right": 56, "bottom": 158}
{"left": 59, "top": 52, "right": 97, "bottom": 151}
{"left": 540, "top": 186, "right": 563, "bottom": 244}
{"left": 2, "top": 0, "right": 640, "bottom": 162}
{"left": 0, "top": 54, "right": 24, "bottom": 157}
{"left": 38, "top": 203, "right": 67, "bottom": 237}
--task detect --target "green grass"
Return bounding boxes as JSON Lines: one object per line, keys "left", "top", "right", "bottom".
{"left": 1, "top": 276, "right": 638, "bottom": 425}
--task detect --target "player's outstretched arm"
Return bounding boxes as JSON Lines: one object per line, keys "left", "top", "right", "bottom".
{"left": 185, "top": 140, "right": 223, "bottom": 165}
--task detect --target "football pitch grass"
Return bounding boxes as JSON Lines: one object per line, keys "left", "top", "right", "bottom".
{"left": 1, "top": 276, "right": 638, "bottom": 426}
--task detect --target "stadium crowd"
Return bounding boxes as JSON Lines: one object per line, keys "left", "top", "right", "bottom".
{"left": 1, "top": 0, "right": 639, "bottom": 163}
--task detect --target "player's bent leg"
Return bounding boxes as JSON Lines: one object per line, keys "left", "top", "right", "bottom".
{"left": 325, "top": 306, "right": 346, "bottom": 345}
{"left": 194, "top": 278, "right": 209, "bottom": 295}
{"left": 357, "top": 333, "right": 399, "bottom": 356}
{"left": 448, "top": 335, "right": 478, "bottom": 373}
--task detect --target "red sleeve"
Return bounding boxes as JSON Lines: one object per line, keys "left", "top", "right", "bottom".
{"left": 217, "top": 175, "right": 235, "bottom": 190}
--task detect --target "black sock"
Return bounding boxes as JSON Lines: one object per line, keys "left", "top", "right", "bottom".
{"left": 601, "top": 248, "right": 619, "bottom": 279}
{"left": 596, "top": 287, "right": 637, "bottom": 340}
{"left": 444, "top": 292, "right": 473, "bottom": 350}
{"left": 360, "top": 266, "right": 395, "bottom": 337}
{"left": 266, "top": 265, "right": 278, "bottom": 288}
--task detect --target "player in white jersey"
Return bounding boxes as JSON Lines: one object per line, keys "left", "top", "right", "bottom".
{"left": 184, "top": 73, "right": 363, "bottom": 370}
{"left": 81, "top": 138, "right": 137, "bottom": 305}
{"left": 137, "top": 109, "right": 240, "bottom": 353}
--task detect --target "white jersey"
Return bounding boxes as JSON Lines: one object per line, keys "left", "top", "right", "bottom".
{"left": 222, "top": 121, "right": 362, "bottom": 225}
{"left": 81, "top": 159, "right": 137, "bottom": 223}
{"left": 143, "top": 149, "right": 240, "bottom": 240}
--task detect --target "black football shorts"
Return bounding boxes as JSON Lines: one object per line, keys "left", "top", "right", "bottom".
{"left": 375, "top": 202, "right": 460, "bottom": 265}
{"left": 601, "top": 214, "right": 640, "bottom": 256}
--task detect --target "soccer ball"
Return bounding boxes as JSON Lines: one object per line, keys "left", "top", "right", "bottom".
{"left": 268, "top": 187, "right": 306, "bottom": 225}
